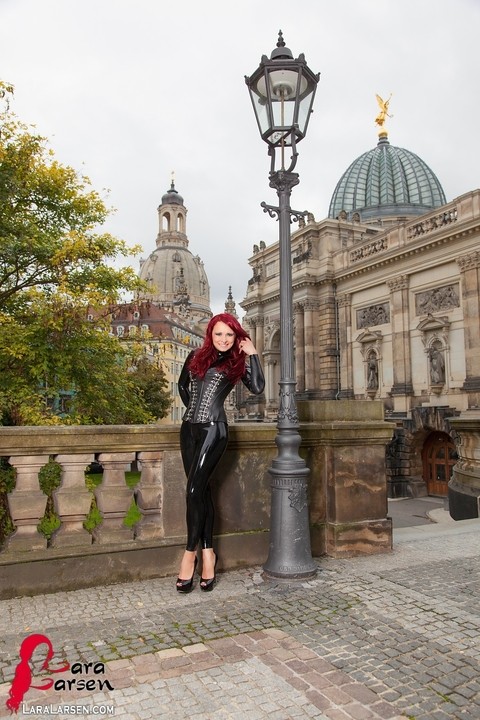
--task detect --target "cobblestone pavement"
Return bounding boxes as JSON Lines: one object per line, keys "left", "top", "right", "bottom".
{"left": 0, "top": 517, "right": 479, "bottom": 720}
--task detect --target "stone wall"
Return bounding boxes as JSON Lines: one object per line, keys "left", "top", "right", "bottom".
{"left": 0, "top": 403, "right": 394, "bottom": 598}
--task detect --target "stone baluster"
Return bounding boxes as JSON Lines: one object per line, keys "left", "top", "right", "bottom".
{"left": 51, "top": 454, "right": 94, "bottom": 548}
{"left": 93, "top": 452, "right": 136, "bottom": 544}
{"left": 5, "top": 455, "right": 50, "bottom": 551}
{"left": 134, "top": 451, "right": 165, "bottom": 540}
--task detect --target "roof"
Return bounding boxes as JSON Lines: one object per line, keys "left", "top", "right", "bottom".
{"left": 328, "top": 134, "right": 447, "bottom": 222}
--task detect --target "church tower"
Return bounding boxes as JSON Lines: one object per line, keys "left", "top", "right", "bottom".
{"left": 138, "top": 180, "right": 212, "bottom": 326}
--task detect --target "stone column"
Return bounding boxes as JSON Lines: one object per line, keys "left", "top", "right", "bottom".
{"left": 6, "top": 455, "right": 50, "bottom": 551}
{"left": 316, "top": 290, "right": 338, "bottom": 399}
{"left": 337, "top": 293, "right": 353, "bottom": 398}
{"left": 134, "top": 451, "right": 165, "bottom": 540}
{"left": 294, "top": 302, "right": 305, "bottom": 392}
{"left": 386, "top": 275, "right": 413, "bottom": 412}
{"left": 458, "top": 251, "right": 480, "bottom": 405}
{"left": 253, "top": 317, "right": 265, "bottom": 415}
{"left": 267, "top": 357, "right": 278, "bottom": 412}
{"left": 51, "top": 453, "right": 94, "bottom": 548}
{"left": 303, "top": 301, "right": 317, "bottom": 391}
{"left": 93, "top": 452, "right": 136, "bottom": 544}
{"left": 251, "top": 316, "right": 264, "bottom": 359}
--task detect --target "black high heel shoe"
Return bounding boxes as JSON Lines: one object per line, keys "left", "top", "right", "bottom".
{"left": 200, "top": 553, "right": 218, "bottom": 592}
{"left": 176, "top": 556, "right": 198, "bottom": 594}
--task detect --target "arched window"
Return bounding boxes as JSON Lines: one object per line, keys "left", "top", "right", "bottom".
{"left": 162, "top": 212, "right": 171, "bottom": 232}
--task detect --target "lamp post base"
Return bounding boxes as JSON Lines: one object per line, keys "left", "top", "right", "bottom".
{"left": 263, "top": 429, "right": 317, "bottom": 580}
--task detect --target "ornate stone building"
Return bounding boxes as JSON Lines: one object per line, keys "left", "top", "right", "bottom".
{"left": 110, "top": 181, "right": 213, "bottom": 423}
{"left": 109, "top": 301, "right": 204, "bottom": 424}
{"left": 241, "top": 123, "right": 480, "bottom": 511}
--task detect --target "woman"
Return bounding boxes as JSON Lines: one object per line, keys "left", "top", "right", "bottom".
{"left": 176, "top": 313, "right": 265, "bottom": 593}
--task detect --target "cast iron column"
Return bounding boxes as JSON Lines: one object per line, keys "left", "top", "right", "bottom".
{"left": 262, "top": 169, "right": 317, "bottom": 580}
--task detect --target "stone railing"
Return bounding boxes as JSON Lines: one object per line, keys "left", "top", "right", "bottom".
{"left": 2, "top": 425, "right": 178, "bottom": 552}
{"left": 0, "top": 401, "right": 395, "bottom": 598}
{"left": 0, "top": 424, "right": 276, "bottom": 598}
{"left": 407, "top": 206, "right": 458, "bottom": 240}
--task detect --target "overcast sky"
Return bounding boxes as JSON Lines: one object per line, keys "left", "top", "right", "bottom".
{"left": 2, "top": 0, "right": 479, "bottom": 316}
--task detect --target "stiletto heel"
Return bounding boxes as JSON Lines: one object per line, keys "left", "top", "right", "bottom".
{"left": 176, "top": 556, "right": 198, "bottom": 594}
{"left": 200, "top": 553, "right": 218, "bottom": 592}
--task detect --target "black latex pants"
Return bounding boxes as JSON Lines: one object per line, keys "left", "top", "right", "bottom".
{"left": 180, "top": 421, "right": 228, "bottom": 551}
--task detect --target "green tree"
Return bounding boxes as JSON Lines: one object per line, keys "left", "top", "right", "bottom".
{"left": 0, "top": 81, "right": 170, "bottom": 425}
{"left": 130, "top": 355, "right": 171, "bottom": 420}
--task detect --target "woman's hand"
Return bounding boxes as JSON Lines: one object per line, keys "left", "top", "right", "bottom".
{"left": 238, "top": 338, "right": 257, "bottom": 356}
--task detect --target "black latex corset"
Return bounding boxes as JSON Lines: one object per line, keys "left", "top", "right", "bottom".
{"left": 178, "top": 351, "right": 264, "bottom": 424}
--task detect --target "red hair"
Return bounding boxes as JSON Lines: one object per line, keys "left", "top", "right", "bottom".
{"left": 188, "top": 313, "right": 250, "bottom": 383}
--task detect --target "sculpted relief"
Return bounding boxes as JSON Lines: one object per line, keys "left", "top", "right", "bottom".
{"left": 415, "top": 284, "right": 460, "bottom": 315}
{"left": 356, "top": 303, "right": 390, "bottom": 329}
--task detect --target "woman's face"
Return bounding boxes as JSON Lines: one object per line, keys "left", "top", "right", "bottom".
{"left": 212, "top": 321, "right": 236, "bottom": 352}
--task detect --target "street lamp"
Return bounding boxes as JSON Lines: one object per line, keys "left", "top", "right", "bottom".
{"left": 246, "top": 31, "right": 319, "bottom": 579}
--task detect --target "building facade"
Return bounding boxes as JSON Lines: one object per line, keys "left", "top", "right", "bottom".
{"left": 109, "top": 301, "right": 204, "bottom": 424}
{"left": 241, "top": 126, "right": 480, "bottom": 503}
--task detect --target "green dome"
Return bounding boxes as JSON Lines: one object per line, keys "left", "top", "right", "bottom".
{"left": 328, "top": 135, "right": 446, "bottom": 222}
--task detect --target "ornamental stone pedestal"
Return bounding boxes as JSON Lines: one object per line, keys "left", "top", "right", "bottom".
{"left": 448, "top": 410, "right": 480, "bottom": 520}
{"left": 298, "top": 399, "right": 394, "bottom": 557}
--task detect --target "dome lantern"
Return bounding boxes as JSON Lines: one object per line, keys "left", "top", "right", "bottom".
{"left": 138, "top": 180, "right": 211, "bottom": 325}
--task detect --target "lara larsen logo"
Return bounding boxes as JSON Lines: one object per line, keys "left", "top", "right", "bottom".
{"left": 6, "top": 633, "right": 114, "bottom": 715}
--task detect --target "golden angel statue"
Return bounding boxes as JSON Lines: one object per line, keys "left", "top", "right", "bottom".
{"left": 374, "top": 93, "right": 393, "bottom": 128}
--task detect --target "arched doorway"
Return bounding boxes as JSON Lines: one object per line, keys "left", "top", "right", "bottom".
{"left": 422, "top": 431, "right": 456, "bottom": 496}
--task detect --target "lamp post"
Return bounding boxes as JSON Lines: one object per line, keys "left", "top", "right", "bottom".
{"left": 246, "top": 31, "right": 319, "bottom": 579}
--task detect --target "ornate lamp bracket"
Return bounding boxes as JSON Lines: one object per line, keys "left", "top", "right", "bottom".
{"left": 261, "top": 201, "right": 309, "bottom": 224}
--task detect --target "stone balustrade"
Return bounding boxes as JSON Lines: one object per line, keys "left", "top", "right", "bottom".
{"left": 0, "top": 424, "right": 276, "bottom": 598}
{"left": 1, "top": 426, "right": 179, "bottom": 555}
{"left": 0, "top": 402, "right": 396, "bottom": 599}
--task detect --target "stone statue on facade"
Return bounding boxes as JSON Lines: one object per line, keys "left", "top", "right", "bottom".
{"left": 367, "top": 354, "right": 379, "bottom": 390}
{"left": 429, "top": 346, "right": 445, "bottom": 384}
